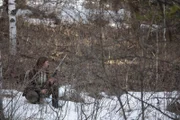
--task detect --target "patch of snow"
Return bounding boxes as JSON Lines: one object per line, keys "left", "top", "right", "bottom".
{"left": 24, "top": 18, "right": 56, "bottom": 27}
{"left": 16, "top": 9, "right": 32, "bottom": 16}
{"left": 0, "top": 0, "right": 2, "bottom": 7}
{"left": 27, "top": 0, "right": 44, "bottom": 7}
{"left": 21, "top": 0, "right": 130, "bottom": 27}
{"left": 140, "top": 24, "right": 160, "bottom": 32}
{"left": 1, "top": 85, "right": 180, "bottom": 120}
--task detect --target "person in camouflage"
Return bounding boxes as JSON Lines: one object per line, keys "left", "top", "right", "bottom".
{"left": 22, "top": 57, "right": 59, "bottom": 108}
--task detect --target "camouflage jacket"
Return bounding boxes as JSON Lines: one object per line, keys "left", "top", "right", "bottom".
{"left": 23, "top": 68, "right": 51, "bottom": 96}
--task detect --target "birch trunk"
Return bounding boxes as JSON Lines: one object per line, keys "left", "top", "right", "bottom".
{"left": 8, "top": 0, "right": 16, "bottom": 55}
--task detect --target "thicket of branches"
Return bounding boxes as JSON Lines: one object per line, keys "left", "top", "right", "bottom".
{"left": 0, "top": 0, "right": 180, "bottom": 119}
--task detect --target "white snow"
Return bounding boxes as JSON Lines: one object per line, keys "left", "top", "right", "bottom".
{"left": 0, "top": 0, "right": 2, "bottom": 7}
{"left": 15, "top": 0, "right": 130, "bottom": 28}
{"left": 1, "top": 85, "right": 180, "bottom": 120}
{"left": 16, "top": 9, "right": 32, "bottom": 17}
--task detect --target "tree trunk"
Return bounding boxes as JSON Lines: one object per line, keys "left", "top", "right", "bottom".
{"left": 0, "top": 51, "right": 5, "bottom": 120}
{"left": 163, "top": 1, "right": 166, "bottom": 59}
{"left": 8, "top": 0, "right": 16, "bottom": 56}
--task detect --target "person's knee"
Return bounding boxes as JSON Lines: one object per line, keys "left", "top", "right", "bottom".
{"left": 25, "top": 91, "right": 40, "bottom": 104}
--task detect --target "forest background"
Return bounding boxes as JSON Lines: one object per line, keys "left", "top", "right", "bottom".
{"left": 0, "top": 0, "right": 180, "bottom": 119}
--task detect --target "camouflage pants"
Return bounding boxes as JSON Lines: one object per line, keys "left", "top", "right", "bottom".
{"left": 25, "top": 90, "right": 40, "bottom": 104}
{"left": 24, "top": 84, "right": 59, "bottom": 105}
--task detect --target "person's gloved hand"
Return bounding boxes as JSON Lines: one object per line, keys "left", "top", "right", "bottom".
{"left": 48, "top": 77, "right": 57, "bottom": 84}
{"left": 41, "top": 89, "right": 48, "bottom": 94}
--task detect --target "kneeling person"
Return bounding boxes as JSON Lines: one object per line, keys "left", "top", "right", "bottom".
{"left": 23, "top": 57, "right": 59, "bottom": 108}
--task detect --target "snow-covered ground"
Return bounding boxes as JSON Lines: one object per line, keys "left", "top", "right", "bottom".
{"left": 15, "top": 0, "right": 129, "bottom": 28}
{"left": 1, "top": 85, "right": 180, "bottom": 120}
